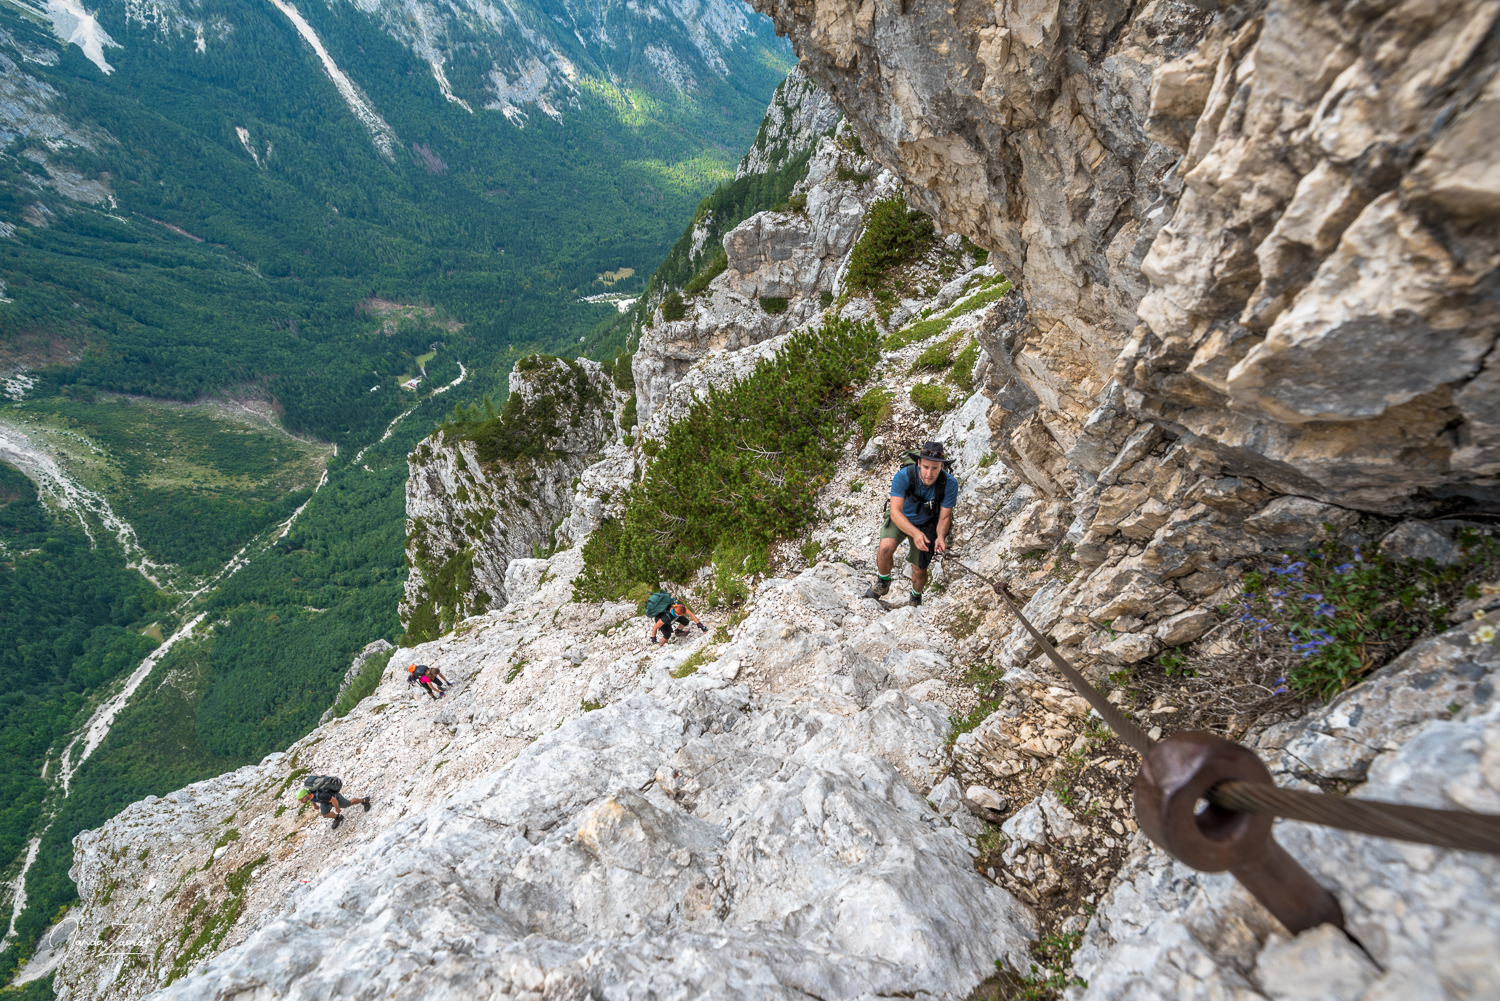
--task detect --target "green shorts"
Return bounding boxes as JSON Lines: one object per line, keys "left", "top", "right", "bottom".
{"left": 880, "top": 511, "right": 939, "bottom": 570}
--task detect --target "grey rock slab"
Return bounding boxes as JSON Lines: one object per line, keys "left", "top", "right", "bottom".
{"left": 1070, "top": 628, "right": 1500, "bottom": 1001}
{"left": 1378, "top": 521, "right": 1463, "bottom": 566}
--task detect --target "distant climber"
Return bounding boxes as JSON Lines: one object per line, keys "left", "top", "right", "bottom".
{"left": 298, "top": 775, "right": 371, "bottom": 830}
{"left": 408, "top": 664, "right": 443, "bottom": 699}
{"left": 645, "top": 591, "right": 708, "bottom": 645}
{"left": 864, "top": 441, "right": 957, "bottom": 607}
{"left": 420, "top": 664, "right": 451, "bottom": 692}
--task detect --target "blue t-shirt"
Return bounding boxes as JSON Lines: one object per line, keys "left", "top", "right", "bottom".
{"left": 890, "top": 465, "right": 958, "bottom": 526}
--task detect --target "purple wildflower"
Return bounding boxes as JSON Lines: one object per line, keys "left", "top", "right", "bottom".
{"left": 1316, "top": 603, "right": 1337, "bottom": 618}
{"left": 1334, "top": 563, "right": 1354, "bottom": 574}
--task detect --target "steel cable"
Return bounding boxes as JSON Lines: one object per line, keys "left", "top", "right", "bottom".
{"left": 941, "top": 555, "right": 1500, "bottom": 856}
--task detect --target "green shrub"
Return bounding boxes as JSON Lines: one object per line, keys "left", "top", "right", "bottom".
{"left": 856, "top": 387, "right": 895, "bottom": 439}
{"left": 574, "top": 318, "right": 881, "bottom": 601}
{"left": 949, "top": 340, "right": 980, "bottom": 393}
{"left": 818, "top": 290, "right": 834, "bottom": 309}
{"left": 611, "top": 352, "right": 635, "bottom": 392}
{"left": 683, "top": 250, "right": 728, "bottom": 297}
{"left": 661, "top": 291, "right": 688, "bottom": 322}
{"left": 622, "top": 434, "right": 635, "bottom": 447}
{"left": 836, "top": 165, "right": 872, "bottom": 185}
{"left": 845, "top": 194, "right": 936, "bottom": 293}
{"left": 760, "top": 297, "right": 790, "bottom": 314}
{"left": 621, "top": 393, "right": 638, "bottom": 429}
{"left": 911, "top": 332, "right": 961, "bottom": 372}
{"left": 331, "top": 648, "right": 394, "bottom": 719}
{"left": 910, "top": 383, "right": 955, "bottom": 413}
{"left": 772, "top": 192, "right": 808, "bottom": 213}
{"left": 641, "top": 438, "right": 660, "bottom": 457}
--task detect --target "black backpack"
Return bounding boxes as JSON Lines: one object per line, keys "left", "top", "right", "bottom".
{"left": 886, "top": 449, "right": 949, "bottom": 526}
{"left": 303, "top": 775, "right": 342, "bottom": 794}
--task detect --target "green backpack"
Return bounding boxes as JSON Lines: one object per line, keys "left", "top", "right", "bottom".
{"left": 643, "top": 591, "right": 676, "bottom": 618}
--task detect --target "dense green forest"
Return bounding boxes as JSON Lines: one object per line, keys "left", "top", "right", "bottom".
{"left": 0, "top": 463, "right": 168, "bottom": 963}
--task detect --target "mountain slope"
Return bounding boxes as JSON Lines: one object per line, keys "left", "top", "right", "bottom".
{"left": 0, "top": 0, "right": 791, "bottom": 984}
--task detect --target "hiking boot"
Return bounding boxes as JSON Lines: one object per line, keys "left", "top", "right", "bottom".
{"left": 909, "top": 591, "right": 923, "bottom": 607}
{"left": 331, "top": 814, "right": 344, "bottom": 830}
{"left": 863, "top": 577, "right": 892, "bottom": 599}
{"left": 362, "top": 797, "right": 373, "bottom": 812}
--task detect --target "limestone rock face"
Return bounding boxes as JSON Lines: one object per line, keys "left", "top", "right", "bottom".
{"left": 50, "top": 556, "right": 1034, "bottom": 1001}
{"left": 401, "top": 357, "right": 620, "bottom": 630}
{"left": 749, "top": 0, "right": 1500, "bottom": 515}
{"left": 737, "top": 65, "right": 842, "bottom": 178}
{"left": 1071, "top": 616, "right": 1500, "bottom": 1000}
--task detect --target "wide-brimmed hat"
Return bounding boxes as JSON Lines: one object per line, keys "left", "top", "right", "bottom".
{"left": 917, "top": 441, "right": 953, "bottom": 464}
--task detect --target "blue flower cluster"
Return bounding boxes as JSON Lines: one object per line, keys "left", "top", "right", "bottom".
{"left": 1291, "top": 628, "right": 1335, "bottom": 658}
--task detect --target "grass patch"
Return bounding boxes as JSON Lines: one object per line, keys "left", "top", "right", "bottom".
{"left": 949, "top": 340, "right": 980, "bottom": 393}
{"left": 672, "top": 647, "right": 713, "bottom": 678}
{"left": 504, "top": 659, "right": 527, "bottom": 684}
{"left": 910, "top": 383, "right": 955, "bottom": 413}
{"left": 881, "top": 275, "right": 1013, "bottom": 352}
{"left": 998, "top": 929, "right": 1087, "bottom": 999}
{"left": 574, "top": 318, "right": 880, "bottom": 601}
{"left": 683, "top": 250, "right": 728, "bottom": 297}
{"left": 760, "top": 296, "right": 790, "bottom": 314}
{"left": 947, "top": 661, "right": 1004, "bottom": 745}
{"left": 911, "top": 331, "right": 964, "bottom": 373}
{"left": 856, "top": 387, "right": 895, "bottom": 439}
{"left": 165, "top": 855, "right": 268, "bottom": 986}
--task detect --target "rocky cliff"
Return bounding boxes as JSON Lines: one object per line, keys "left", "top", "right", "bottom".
{"left": 401, "top": 356, "right": 621, "bottom": 638}
{"left": 749, "top": 0, "right": 1500, "bottom": 523}
{"left": 30, "top": 26, "right": 1500, "bottom": 1001}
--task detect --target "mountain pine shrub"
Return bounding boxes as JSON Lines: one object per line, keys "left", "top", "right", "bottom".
{"left": 661, "top": 291, "right": 688, "bottom": 321}
{"left": 683, "top": 250, "right": 729, "bottom": 297}
{"left": 845, "top": 193, "right": 936, "bottom": 292}
{"left": 574, "top": 317, "right": 881, "bottom": 602}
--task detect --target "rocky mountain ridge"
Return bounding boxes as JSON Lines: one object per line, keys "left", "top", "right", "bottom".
{"left": 401, "top": 356, "right": 622, "bottom": 639}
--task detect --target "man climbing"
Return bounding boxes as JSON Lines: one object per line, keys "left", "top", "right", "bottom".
{"left": 864, "top": 441, "right": 958, "bottom": 607}
{"left": 297, "top": 775, "right": 371, "bottom": 830}
{"left": 647, "top": 593, "right": 708, "bottom": 646}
